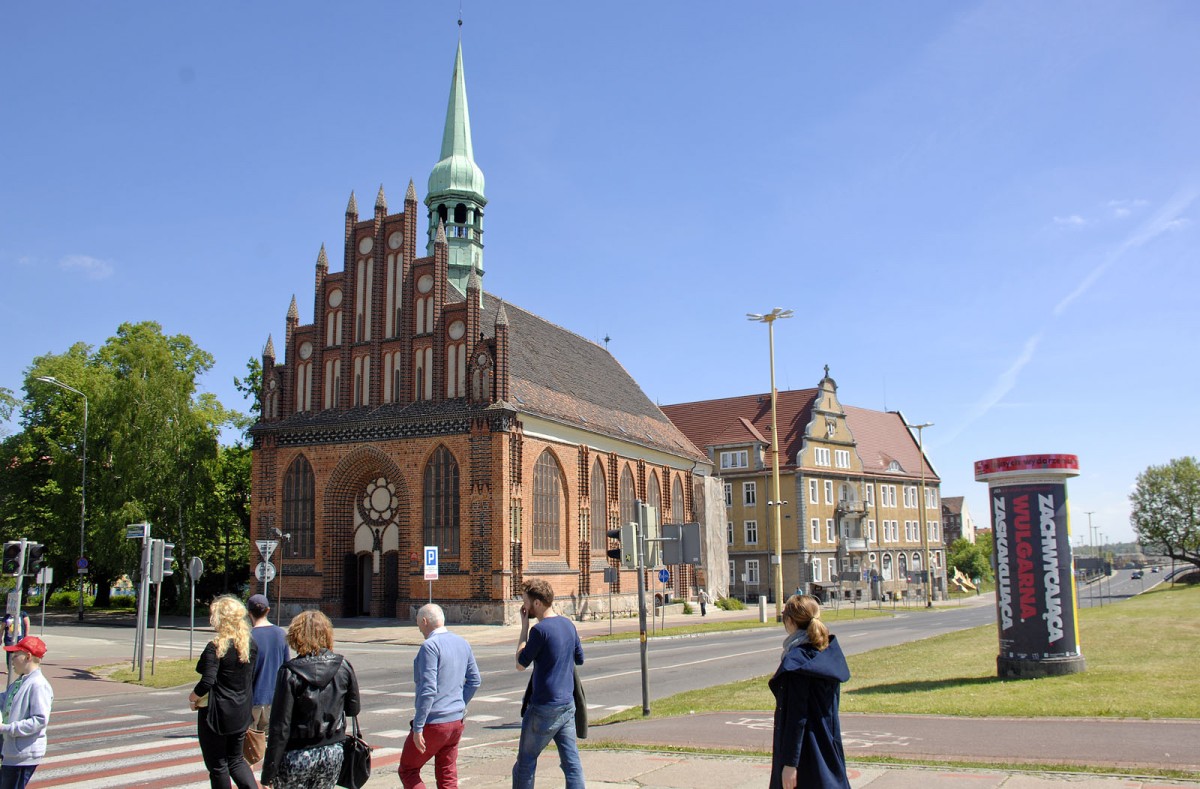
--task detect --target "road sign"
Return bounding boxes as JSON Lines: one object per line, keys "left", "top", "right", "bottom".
{"left": 36, "top": 567, "right": 53, "bottom": 586}
{"left": 423, "top": 546, "right": 439, "bottom": 581}
{"left": 188, "top": 557, "right": 204, "bottom": 582}
{"left": 125, "top": 522, "right": 149, "bottom": 539}
{"left": 256, "top": 540, "right": 278, "bottom": 561}
{"left": 77, "top": 556, "right": 88, "bottom": 575}
{"left": 255, "top": 561, "right": 277, "bottom": 583}
{"left": 658, "top": 569, "right": 670, "bottom": 583}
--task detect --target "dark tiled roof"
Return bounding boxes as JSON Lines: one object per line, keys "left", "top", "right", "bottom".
{"left": 480, "top": 293, "right": 706, "bottom": 461}
{"left": 662, "top": 391, "right": 938, "bottom": 481}
{"left": 942, "top": 496, "right": 964, "bottom": 515}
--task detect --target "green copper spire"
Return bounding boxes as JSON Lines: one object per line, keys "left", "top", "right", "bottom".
{"left": 427, "top": 41, "right": 487, "bottom": 295}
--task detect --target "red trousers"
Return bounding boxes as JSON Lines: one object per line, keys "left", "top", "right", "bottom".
{"left": 398, "top": 719, "right": 466, "bottom": 789}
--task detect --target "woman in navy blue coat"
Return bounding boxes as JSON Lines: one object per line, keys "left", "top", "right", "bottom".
{"left": 768, "top": 594, "right": 851, "bottom": 789}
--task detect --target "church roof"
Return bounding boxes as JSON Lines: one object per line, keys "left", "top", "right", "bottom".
{"left": 480, "top": 293, "right": 705, "bottom": 461}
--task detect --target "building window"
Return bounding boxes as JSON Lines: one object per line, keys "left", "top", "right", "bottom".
{"left": 809, "top": 479, "right": 818, "bottom": 504}
{"left": 423, "top": 446, "right": 460, "bottom": 558}
{"left": 826, "top": 518, "right": 834, "bottom": 542}
{"left": 743, "top": 481, "right": 757, "bottom": 506}
{"left": 619, "top": 466, "right": 636, "bottom": 530}
{"left": 834, "top": 450, "right": 850, "bottom": 468}
{"left": 881, "top": 552, "right": 892, "bottom": 580}
{"left": 814, "top": 447, "right": 831, "bottom": 466}
{"left": 533, "top": 450, "right": 564, "bottom": 553}
{"left": 744, "top": 520, "right": 758, "bottom": 545}
{"left": 810, "top": 518, "right": 820, "bottom": 543}
{"left": 724, "top": 483, "right": 732, "bottom": 508}
{"left": 928, "top": 521, "right": 939, "bottom": 542}
{"left": 590, "top": 459, "right": 607, "bottom": 551}
{"left": 729, "top": 560, "right": 735, "bottom": 583}
{"left": 828, "top": 557, "right": 837, "bottom": 582}
{"left": 912, "top": 552, "right": 922, "bottom": 571}
{"left": 812, "top": 558, "right": 822, "bottom": 582}
{"left": 672, "top": 477, "right": 685, "bottom": 523}
{"left": 868, "top": 519, "right": 877, "bottom": 542}
{"left": 720, "top": 450, "right": 748, "bottom": 469}
{"left": 926, "top": 488, "right": 938, "bottom": 509}
{"left": 648, "top": 470, "right": 662, "bottom": 516}
{"left": 746, "top": 559, "right": 760, "bottom": 585}
{"left": 283, "top": 455, "right": 315, "bottom": 558}
{"left": 899, "top": 553, "right": 908, "bottom": 578}
{"left": 865, "top": 484, "right": 874, "bottom": 506}
{"left": 824, "top": 480, "right": 833, "bottom": 505}
{"left": 904, "top": 486, "right": 917, "bottom": 508}
{"left": 727, "top": 521, "right": 734, "bottom": 545}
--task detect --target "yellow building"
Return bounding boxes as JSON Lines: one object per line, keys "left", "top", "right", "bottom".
{"left": 663, "top": 368, "right": 945, "bottom": 604}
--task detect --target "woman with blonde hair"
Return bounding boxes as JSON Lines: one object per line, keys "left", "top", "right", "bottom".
{"left": 768, "top": 594, "right": 851, "bottom": 789}
{"left": 260, "top": 610, "right": 360, "bottom": 789}
{"left": 189, "top": 595, "right": 258, "bottom": 789}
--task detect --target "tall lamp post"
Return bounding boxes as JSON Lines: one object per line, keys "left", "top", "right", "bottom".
{"left": 905, "top": 421, "right": 934, "bottom": 608}
{"left": 35, "top": 376, "right": 88, "bottom": 622}
{"left": 747, "top": 307, "right": 793, "bottom": 622}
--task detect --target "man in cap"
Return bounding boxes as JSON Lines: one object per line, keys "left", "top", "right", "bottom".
{"left": 0, "top": 636, "right": 53, "bottom": 789}
{"left": 247, "top": 594, "right": 289, "bottom": 738}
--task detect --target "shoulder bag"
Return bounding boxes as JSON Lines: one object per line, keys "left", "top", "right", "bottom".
{"left": 337, "top": 715, "right": 372, "bottom": 788}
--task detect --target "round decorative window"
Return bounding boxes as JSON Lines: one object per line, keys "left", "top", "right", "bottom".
{"left": 358, "top": 236, "right": 374, "bottom": 255}
{"left": 299, "top": 341, "right": 313, "bottom": 360}
{"left": 417, "top": 274, "right": 434, "bottom": 294}
{"left": 360, "top": 477, "right": 397, "bottom": 526}
{"left": 388, "top": 231, "right": 404, "bottom": 250}
{"left": 328, "top": 289, "right": 343, "bottom": 308}
{"left": 448, "top": 320, "right": 465, "bottom": 340}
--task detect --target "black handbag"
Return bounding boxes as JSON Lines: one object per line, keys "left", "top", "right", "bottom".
{"left": 337, "top": 715, "right": 372, "bottom": 789}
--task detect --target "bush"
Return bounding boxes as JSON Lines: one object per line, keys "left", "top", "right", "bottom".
{"left": 716, "top": 596, "right": 746, "bottom": 610}
{"left": 106, "top": 595, "right": 137, "bottom": 608}
{"left": 48, "top": 590, "right": 97, "bottom": 608}
{"left": 682, "top": 601, "right": 694, "bottom": 614}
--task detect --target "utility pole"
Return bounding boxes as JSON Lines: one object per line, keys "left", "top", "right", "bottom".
{"left": 906, "top": 421, "right": 934, "bottom": 607}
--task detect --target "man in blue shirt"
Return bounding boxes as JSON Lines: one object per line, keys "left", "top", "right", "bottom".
{"left": 512, "top": 578, "right": 584, "bottom": 789}
{"left": 399, "top": 603, "right": 480, "bottom": 789}
{"left": 247, "top": 594, "right": 288, "bottom": 748}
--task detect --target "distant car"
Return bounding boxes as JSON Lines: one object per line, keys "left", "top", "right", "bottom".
{"left": 1131, "top": 570, "right": 1144, "bottom": 580}
{"left": 1151, "top": 566, "right": 1160, "bottom": 573}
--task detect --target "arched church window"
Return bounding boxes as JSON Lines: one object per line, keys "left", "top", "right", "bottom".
{"left": 438, "top": 205, "right": 448, "bottom": 224}
{"left": 454, "top": 203, "right": 467, "bottom": 224}
{"left": 590, "top": 459, "right": 607, "bottom": 551}
{"left": 647, "top": 471, "right": 661, "bottom": 516}
{"left": 533, "top": 450, "right": 563, "bottom": 553}
{"left": 672, "top": 477, "right": 684, "bottom": 523}
{"left": 423, "top": 446, "right": 460, "bottom": 558}
{"left": 619, "top": 466, "right": 636, "bottom": 530}
{"left": 283, "top": 455, "right": 315, "bottom": 558}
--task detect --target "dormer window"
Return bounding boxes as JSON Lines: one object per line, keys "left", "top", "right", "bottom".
{"left": 888, "top": 460, "right": 903, "bottom": 472}
{"left": 720, "top": 450, "right": 749, "bottom": 469}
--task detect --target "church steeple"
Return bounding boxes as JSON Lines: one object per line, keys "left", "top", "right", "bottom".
{"left": 426, "top": 40, "right": 487, "bottom": 296}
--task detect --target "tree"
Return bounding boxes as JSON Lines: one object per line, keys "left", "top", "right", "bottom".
{"left": 948, "top": 537, "right": 993, "bottom": 582}
{"left": 1130, "top": 457, "right": 1200, "bottom": 571}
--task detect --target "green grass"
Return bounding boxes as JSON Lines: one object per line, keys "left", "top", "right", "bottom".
{"left": 596, "top": 584, "right": 1200, "bottom": 723}
{"left": 587, "top": 607, "right": 889, "bottom": 643}
{"left": 95, "top": 657, "right": 198, "bottom": 689}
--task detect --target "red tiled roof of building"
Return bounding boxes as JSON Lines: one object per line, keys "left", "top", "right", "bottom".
{"left": 942, "top": 496, "right": 964, "bottom": 514}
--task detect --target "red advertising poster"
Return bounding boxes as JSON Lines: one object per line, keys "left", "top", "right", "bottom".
{"left": 991, "top": 483, "right": 1079, "bottom": 660}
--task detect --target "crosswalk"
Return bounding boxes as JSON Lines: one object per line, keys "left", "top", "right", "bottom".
{"left": 37, "top": 695, "right": 631, "bottom": 787}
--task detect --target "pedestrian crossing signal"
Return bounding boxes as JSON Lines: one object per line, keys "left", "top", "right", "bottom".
{"left": 24, "top": 543, "right": 45, "bottom": 576}
{"left": 606, "top": 524, "right": 637, "bottom": 569}
{"left": 2, "top": 542, "right": 21, "bottom": 576}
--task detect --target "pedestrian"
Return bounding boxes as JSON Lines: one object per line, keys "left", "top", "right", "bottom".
{"left": 698, "top": 589, "right": 711, "bottom": 617}
{"left": 260, "top": 610, "right": 360, "bottom": 789}
{"left": 769, "top": 594, "right": 851, "bottom": 789}
{"left": 512, "top": 578, "right": 585, "bottom": 789}
{"left": 0, "top": 636, "right": 53, "bottom": 789}
{"left": 2, "top": 610, "right": 29, "bottom": 679}
{"left": 247, "top": 594, "right": 289, "bottom": 760}
{"left": 189, "top": 595, "right": 259, "bottom": 789}
{"left": 398, "top": 603, "right": 481, "bottom": 789}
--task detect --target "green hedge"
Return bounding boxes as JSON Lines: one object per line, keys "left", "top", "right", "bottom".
{"left": 715, "top": 596, "right": 746, "bottom": 610}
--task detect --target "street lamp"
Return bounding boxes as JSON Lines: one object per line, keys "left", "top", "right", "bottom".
{"left": 905, "top": 421, "right": 934, "bottom": 608}
{"left": 35, "top": 376, "right": 88, "bottom": 622}
{"left": 747, "top": 307, "right": 793, "bottom": 622}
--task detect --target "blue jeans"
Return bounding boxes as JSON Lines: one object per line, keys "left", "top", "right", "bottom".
{"left": 512, "top": 701, "right": 583, "bottom": 789}
{"left": 0, "top": 765, "right": 36, "bottom": 789}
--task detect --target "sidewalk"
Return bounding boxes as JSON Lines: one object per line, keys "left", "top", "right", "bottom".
{"left": 360, "top": 743, "right": 1200, "bottom": 788}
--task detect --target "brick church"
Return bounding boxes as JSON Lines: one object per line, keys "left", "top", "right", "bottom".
{"left": 250, "top": 42, "right": 712, "bottom": 623}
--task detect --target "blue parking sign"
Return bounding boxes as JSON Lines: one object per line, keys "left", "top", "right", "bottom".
{"left": 424, "top": 546, "right": 439, "bottom": 580}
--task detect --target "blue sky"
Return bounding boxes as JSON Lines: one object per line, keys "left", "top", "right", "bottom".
{"left": 3, "top": 2, "right": 1197, "bottom": 545}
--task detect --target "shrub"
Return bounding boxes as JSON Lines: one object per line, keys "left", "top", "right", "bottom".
{"left": 48, "top": 590, "right": 97, "bottom": 608}
{"left": 716, "top": 596, "right": 746, "bottom": 610}
{"left": 681, "top": 601, "right": 694, "bottom": 614}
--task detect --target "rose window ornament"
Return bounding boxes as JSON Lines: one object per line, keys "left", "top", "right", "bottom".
{"left": 360, "top": 477, "right": 398, "bottom": 527}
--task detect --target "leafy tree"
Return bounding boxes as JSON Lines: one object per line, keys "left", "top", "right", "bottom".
{"left": 0, "top": 387, "right": 17, "bottom": 434}
{"left": 1130, "top": 457, "right": 1200, "bottom": 571}
{"left": 948, "top": 537, "right": 993, "bottom": 582}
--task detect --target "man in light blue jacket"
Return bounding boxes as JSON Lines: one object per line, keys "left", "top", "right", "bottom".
{"left": 398, "top": 603, "right": 481, "bottom": 789}
{"left": 0, "top": 636, "right": 53, "bottom": 789}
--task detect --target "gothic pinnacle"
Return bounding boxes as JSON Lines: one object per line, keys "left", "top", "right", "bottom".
{"left": 316, "top": 244, "right": 328, "bottom": 269}
{"left": 406, "top": 179, "right": 417, "bottom": 202}
{"left": 264, "top": 334, "right": 276, "bottom": 359}
{"left": 376, "top": 184, "right": 387, "bottom": 211}
{"left": 287, "top": 295, "right": 299, "bottom": 321}
{"left": 346, "top": 190, "right": 358, "bottom": 215}
{"left": 435, "top": 218, "right": 447, "bottom": 244}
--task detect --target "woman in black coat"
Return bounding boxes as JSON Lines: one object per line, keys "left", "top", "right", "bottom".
{"left": 189, "top": 595, "right": 258, "bottom": 789}
{"left": 769, "top": 594, "right": 851, "bottom": 789}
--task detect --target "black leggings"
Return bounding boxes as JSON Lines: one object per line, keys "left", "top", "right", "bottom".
{"left": 196, "top": 710, "right": 257, "bottom": 789}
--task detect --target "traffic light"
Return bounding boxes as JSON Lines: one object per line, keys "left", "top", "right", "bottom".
{"left": 606, "top": 524, "right": 637, "bottom": 570}
{"left": 24, "top": 543, "right": 45, "bottom": 576}
{"left": 2, "top": 542, "right": 22, "bottom": 576}
{"left": 150, "top": 540, "right": 176, "bottom": 583}
{"left": 639, "top": 503, "right": 660, "bottom": 567}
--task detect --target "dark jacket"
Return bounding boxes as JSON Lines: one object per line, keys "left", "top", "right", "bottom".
{"left": 519, "top": 667, "right": 588, "bottom": 739}
{"left": 193, "top": 639, "right": 258, "bottom": 736}
{"left": 261, "top": 649, "right": 360, "bottom": 785}
{"left": 768, "top": 635, "right": 851, "bottom": 789}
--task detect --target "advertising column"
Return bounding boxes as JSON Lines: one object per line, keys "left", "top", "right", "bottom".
{"left": 974, "top": 454, "right": 1086, "bottom": 678}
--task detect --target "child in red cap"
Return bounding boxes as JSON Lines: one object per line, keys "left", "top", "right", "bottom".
{"left": 0, "top": 636, "right": 53, "bottom": 789}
